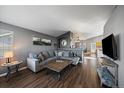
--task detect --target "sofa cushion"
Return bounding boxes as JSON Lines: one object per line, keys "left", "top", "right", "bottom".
{"left": 60, "top": 57, "right": 73, "bottom": 61}
{"left": 43, "top": 56, "right": 57, "bottom": 63}
{"left": 63, "top": 51, "right": 69, "bottom": 57}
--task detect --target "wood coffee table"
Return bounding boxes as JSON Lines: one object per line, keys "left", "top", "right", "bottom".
{"left": 45, "top": 59, "right": 72, "bottom": 80}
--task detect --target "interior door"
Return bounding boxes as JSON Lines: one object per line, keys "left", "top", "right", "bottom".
{"left": 91, "top": 43, "right": 96, "bottom": 53}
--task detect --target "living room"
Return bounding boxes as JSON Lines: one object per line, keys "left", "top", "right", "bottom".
{"left": 0, "top": 4, "right": 124, "bottom": 89}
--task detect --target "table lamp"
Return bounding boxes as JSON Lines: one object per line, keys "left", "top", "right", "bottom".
{"left": 4, "top": 51, "right": 13, "bottom": 63}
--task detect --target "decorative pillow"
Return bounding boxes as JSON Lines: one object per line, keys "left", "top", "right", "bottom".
{"left": 69, "top": 51, "right": 74, "bottom": 57}
{"left": 58, "top": 51, "right": 63, "bottom": 57}
{"left": 37, "top": 52, "right": 44, "bottom": 62}
{"left": 42, "top": 52, "right": 49, "bottom": 60}
{"left": 54, "top": 50, "right": 58, "bottom": 56}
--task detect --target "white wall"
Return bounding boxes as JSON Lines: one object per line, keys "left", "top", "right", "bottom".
{"left": 104, "top": 6, "right": 124, "bottom": 87}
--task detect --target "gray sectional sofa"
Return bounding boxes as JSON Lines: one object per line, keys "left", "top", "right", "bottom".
{"left": 27, "top": 50, "right": 81, "bottom": 73}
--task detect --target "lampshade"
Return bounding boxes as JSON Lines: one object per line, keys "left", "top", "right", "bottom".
{"left": 4, "top": 51, "right": 13, "bottom": 58}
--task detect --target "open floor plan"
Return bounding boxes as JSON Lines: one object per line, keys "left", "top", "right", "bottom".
{"left": 0, "top": 5, "right": 123, "bottom": 88}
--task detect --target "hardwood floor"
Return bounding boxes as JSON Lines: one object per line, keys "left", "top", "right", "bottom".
{"left": 0, "top": 58, "right": 101, "bottom": 88}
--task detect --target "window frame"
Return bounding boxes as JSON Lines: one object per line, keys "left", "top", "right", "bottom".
{"left": 0, "top": 30, "right": 14, "bottom": 59}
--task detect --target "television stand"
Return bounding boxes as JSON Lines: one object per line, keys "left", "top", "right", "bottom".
{"left": 97, "top": 57, "right": 118, "bottom": 88}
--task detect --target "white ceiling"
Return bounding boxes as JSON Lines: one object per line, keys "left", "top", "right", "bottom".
{"left": 0, "top": 5, "right": 115, "bottom": 40}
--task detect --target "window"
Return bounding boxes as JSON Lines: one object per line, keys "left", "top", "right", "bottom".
{"left": 0, "top": 32, "right": 13, "bottom": 58}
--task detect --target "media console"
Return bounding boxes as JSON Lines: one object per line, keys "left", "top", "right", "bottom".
{"left": 97, "top": 57, "right": 118, "bottom": 88}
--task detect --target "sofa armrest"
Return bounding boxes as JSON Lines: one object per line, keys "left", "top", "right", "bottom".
{"left": 27, "top": 58, "right": 40, "bottom": 72}
{"left": 27, "top": 58, "right": 38, "bottom": 62}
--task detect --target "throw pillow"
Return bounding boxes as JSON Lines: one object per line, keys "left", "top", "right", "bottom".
{"left": 69, "top": 51, "right": 74, "bottom": 57}
{"left": 42, "top": 52, "right": 49, "bottom": 60}
{"left": 58, "top": 51, "right": 63, "bottom": 57}
{"left": 54, "top": 50, "right": 58, "bottom": 56}
{"left": 37, "top": 52, "right": 44, "bottom": 62}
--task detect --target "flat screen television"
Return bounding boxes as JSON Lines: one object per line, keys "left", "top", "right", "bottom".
{"left": 102, "top": 34, "right": 118, "bottom": 60}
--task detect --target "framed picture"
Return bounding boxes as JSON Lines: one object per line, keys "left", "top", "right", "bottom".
{"left": 32, "top": 37, "right": 52, "bottom": 46}
{"left": 41, "top": 39, "right": 52, "bottom": 46}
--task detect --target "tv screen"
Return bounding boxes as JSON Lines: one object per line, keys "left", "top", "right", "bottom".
{"left": 102, "top": 34, "right": 118, "bottom": 60}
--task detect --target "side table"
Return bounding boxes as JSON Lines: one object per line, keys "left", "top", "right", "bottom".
{"left": 1, "top": 61, "right": 23, "bottom": 82}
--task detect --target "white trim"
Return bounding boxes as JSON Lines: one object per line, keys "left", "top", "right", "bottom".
{"left": 84, "top": 57, "right": 96, "bottom": 60}
{"left": 0, "top": 66, "right": 27, "bottom": 77}
{"left": 0, "top": 33, "right": 13, "bottom": 37}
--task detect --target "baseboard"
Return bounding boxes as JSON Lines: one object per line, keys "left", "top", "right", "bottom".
{"left": 0, "top": 66, "right": 27, "bottom": 77}
{"left": 20, "top": 66, "right": 27, "bottom": 71}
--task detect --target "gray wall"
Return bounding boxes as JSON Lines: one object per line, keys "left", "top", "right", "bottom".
{"left": 82, "top": 35, "right": 103, "bottom": 52}
{"left": 0, "top": 22, "right": 57, "bottom": 74}
{"left": 104, "top": 6, "right": 124, "bottom": 87}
